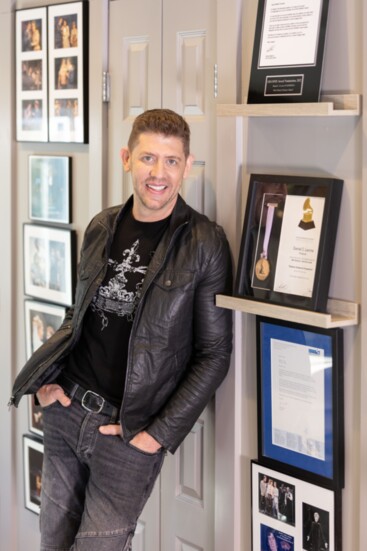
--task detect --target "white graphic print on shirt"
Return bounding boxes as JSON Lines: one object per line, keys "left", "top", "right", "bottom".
{"left": 91, "top": 239, "right": 147, "bottom": 330}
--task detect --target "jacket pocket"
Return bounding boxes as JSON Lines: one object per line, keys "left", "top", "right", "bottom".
{"left": 147, "top": 270, "right": 195, "bottom": 330}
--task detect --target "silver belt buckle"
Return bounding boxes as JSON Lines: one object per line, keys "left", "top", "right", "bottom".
{"left": 81, "top": 390, "right": 105, "bottom": 413}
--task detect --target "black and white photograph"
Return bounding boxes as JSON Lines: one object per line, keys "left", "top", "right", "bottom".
{"left": 23, "top": 223, "right": 76, "bottom": 306}
{"left": 302, "top": 503, "right": 330, "bottom": 551}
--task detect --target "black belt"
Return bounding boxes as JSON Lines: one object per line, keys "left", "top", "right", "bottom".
{"left": 57, "top": 373, "right": 120, "bottom": 420}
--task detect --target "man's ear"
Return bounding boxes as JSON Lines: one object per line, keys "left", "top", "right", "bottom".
{"left": 183, "top": 154, "right": 194, "bottom": 179}
{"left": 120, "top": 147, "right": 131, "bottom": 172}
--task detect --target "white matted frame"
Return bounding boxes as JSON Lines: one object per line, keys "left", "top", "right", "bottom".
{"left": 24, "top": 298, "right": 66, "bottom": 359}
{"left": 23, "top": 435, "right": 44, "bottom": 515}
{"left": 251, "top": 460, "right": 342, "bottom": 551}
{"left": 29, "top": 155, "right": 71, "bottom": 224}
{"left": 15, "top": 7, "right": 48, "bottom": 142}
{"left": 24, "top": 298, "right": 66, "bottom": 437}
{"left": 48, "top": 1, "right": 88, "bottom": 143}
{"left": 23, "top": 223, "right": 76, "bottom": 306}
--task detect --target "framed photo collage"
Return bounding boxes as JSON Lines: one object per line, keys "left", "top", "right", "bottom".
{"left": 16, "top": 1, "right": 88, "bottom": 143}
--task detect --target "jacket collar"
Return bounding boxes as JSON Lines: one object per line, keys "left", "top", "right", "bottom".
{"left": 100, "top": 194, "right": 192, "bottom": 305}
{"left": 111, "top": 193, "right": 191, "bottom": 234}
{"left": 104, "top": 194, "right": 191, "bottom": 265}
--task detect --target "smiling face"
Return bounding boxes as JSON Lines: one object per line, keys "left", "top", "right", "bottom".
{"left": 121, "top": 132, "right": 193, "bottom": 222}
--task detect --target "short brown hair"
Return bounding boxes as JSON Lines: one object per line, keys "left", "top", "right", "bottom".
{"left": 128, "top": 109, "right": 191, "bottom": 158}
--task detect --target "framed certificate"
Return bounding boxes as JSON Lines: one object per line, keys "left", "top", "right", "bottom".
{"left": 247, "top": 0, "right": 330, "bottom": 103}
{"left": 235, "top": 174, "right": 343, "bottom": 312}
{"left": 251, "top": 460, "right": 342, "bottom": 551}
{"left": 256, "top": 317, "right": 344, "bottom": 489}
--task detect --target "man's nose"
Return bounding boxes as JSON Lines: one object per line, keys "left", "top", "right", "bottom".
{"left": 150, "top": 159, "right": 165, "bottom": 177}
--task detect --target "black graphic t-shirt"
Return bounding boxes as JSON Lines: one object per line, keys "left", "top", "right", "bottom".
{"left": 65, "top": 209, "right": 170, "bottom": 407}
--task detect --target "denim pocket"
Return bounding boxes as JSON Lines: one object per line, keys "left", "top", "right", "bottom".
{"left": 125, "top": 440, "right": 163, "bottom": 457}
{"left": 42, "top": 399, "right": 62, "bottom": 411}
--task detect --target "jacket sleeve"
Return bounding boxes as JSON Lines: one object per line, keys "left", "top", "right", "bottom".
{"left": 10, "top": 214, "right": 98, "bottom": 404}
{"left": 146, "top": 228, "right": 233, "bottom": 453}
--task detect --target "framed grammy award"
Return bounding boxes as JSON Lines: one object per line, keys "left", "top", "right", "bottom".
{"left": 235, "top": 174, "right": 343, "bottom": 312}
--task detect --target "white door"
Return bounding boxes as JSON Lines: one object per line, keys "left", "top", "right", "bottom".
{"left": 108, "top": 2, "right": 217, "bottom": 549}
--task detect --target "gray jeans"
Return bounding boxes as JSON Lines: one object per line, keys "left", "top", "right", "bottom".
{"left": 40, "top": 400, "right": 165, "bottom": 551}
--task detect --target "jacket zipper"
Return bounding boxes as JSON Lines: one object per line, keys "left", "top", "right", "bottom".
{"left": 120, "top": 220, "right": 189, "bottom": 431}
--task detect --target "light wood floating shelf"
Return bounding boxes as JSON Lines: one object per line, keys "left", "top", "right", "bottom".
{"left": 217, "top": 94, "right": 361, "bottom": 118}
{"left": 216, "top": 295, "right": 359, "bottom": 329}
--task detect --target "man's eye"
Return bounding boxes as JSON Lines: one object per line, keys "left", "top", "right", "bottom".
{"left": 142, "top": 155, "right": 154, "bottom": 163}
{"left": 166, "top": 159, "right": 178, "bottom": 166}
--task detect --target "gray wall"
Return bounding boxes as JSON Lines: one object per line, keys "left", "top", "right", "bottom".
{"left": 1, "top": 0, "right": 367, "bottom": 550}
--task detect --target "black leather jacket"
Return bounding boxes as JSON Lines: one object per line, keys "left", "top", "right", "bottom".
{"left": 10, "top": 196, "right": 233, "bottom": 453}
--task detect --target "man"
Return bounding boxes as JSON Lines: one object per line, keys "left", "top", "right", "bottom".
{"left": 10, "top": 109, "right": 233, "bottom": 551}
{"left": 307, "top": 511, "right": 328, "bottom": 550}
{"left": 259, "top": 474, "right": 267, "bottom": 512}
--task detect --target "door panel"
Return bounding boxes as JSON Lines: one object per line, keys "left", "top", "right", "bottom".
{"left": 162, "top": 0, "right": 217, "bottom": 219}
{"left": 108, "top": 2, "right": 217, "bottom": 549}
{"left": 108, "top": 0, "right": 162, "bottom": 206}
{"left": 161, "top": 408, "right": 215, "bottom": 551}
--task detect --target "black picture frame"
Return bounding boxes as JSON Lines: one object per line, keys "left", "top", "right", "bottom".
{"left": 24, "top": 297, "right": 66, "bottom": 438}
{"left": 29, "top": 155, "right": 72, "bottom": 224}
{"left": 235, "top": 174, "right": 343, "bottom": 312}
{"left": 24, "top": 298, "right": 66, "bottom": 359}
{"left": 247, "top": 0, "right": 330, "bottom": 103}
{"left": 23, "top": 435, "right": 44, "bottom": 515}
{"left": 23, "top": 223, "right": 76, "bottom": 307}
{"left": 15, "top": 7, "right": 48, "bottom": 142}
{"left": 28, "top": 397, "right": 44, "bottom": 438}
{"left": 256, "top": 316, "right": 344, "bottom": 489}
{"left": 251, "top": 460, "right": 342, "bottom": 551}
{"left": 48, "top": 1, "right": 89, "bottom": 143}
